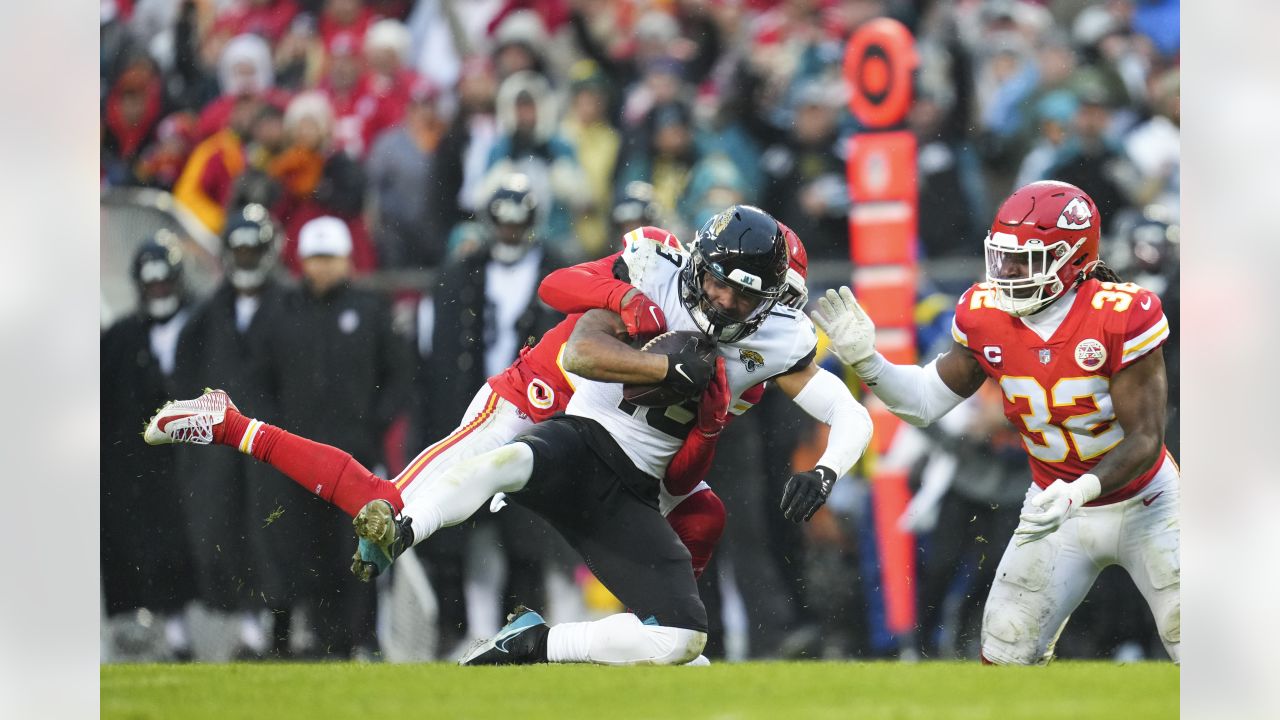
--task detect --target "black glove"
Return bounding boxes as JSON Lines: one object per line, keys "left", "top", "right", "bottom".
{"left": 780, "top": 466, "right": 837, "bottom": 523}
{"left": 664, "top": 351, "right": 712, "bottom": 398}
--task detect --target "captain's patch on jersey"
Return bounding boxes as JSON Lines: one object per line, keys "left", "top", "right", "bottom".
{"left": 1075, "top": 338, "right": 1107, "bottom": 372}
{"left": 739, "top": 349, "right": 765, "bottom": 373}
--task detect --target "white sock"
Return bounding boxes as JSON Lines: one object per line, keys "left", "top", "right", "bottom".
{"left": 546, "top": 613, "right": 706, "bottom": 666}
{"left": 403, "top": 443, "right": 533, "bottom": 545}
{"left": 685, "top": 655, "right": 711, "bottom": 666}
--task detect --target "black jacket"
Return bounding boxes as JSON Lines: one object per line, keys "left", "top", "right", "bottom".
{"left": 255, "top": 281, "right": 413, "bottom": 466}
{"left": 101, "top": 311, "right": 197, "bottom": 614}
{"left": 421, "top": 245, "right": 566, "bottom": 442}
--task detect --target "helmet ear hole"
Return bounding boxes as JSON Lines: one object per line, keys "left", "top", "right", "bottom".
{"left": 1073, "top": 255, "right": 1087, "bottom": 266}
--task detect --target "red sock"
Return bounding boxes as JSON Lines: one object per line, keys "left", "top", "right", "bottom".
{"left": 218, "top": 409, "right": 403, "bottom": 517}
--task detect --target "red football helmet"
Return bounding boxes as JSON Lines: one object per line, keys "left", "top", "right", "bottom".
{"left": 778, "top": 221, "right": 809, "bottom": 309}
{"left": 984, "top": 180, "right": 1101, "bottom": 316}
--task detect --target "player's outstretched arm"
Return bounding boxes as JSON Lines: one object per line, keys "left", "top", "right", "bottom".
{"left": 563, "top": 308, "right": 687, "bottom": 386}
{"left": 812, "top": 286, "right": 983, "bottom": 426}
{"left": 772, "top": 362, "right": 874, "bottom": 522}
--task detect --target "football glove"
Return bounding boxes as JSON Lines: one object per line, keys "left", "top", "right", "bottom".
{"left": 619, "top": 291, "right": 667, "bottom": 343}
{"left": 1014, "top": 474, "right": 1102, "bottom": 546}
{"left": 694, "top": 358, "right": 731, "bottom": 439}
{"left": 780, "top": 466, "right": 837, "bottom": 523}
{"left": 810, "top": 286, "right": 877, "bottom": 367}
{"left": 664, "top": 350, "right": 712, "bottom": 398}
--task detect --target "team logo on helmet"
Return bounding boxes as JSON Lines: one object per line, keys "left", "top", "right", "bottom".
{"left": 1074, "top": 338, "right": 1107, "bottom": 372}
{"left": 708, "top": 210, "right": 732, "bottom": 241}
{"left": 739, "top": 349, "right": 765, "bottom": 373}
{"left": 526, "top": 378, "right": 555, "bottom": 410}
{"left": 1057, "top": 197, "right": 1093, "bottom": 231}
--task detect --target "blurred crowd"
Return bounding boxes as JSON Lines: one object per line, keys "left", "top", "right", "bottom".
{"left": 101, "top": 0, "right": 1179, "bottom": 663}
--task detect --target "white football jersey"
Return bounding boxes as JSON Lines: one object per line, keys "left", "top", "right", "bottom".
{"left": 564, "top": 233, "right": 818, "bottom": 479}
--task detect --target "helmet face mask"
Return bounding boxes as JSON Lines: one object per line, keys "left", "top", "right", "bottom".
{"left": 133, "top": 231, "right": 186, "bottom": 321}
{"left": 984, "top": 181, "right": 1101, "bottom": 317}
{"left": 223, "top": 204, "right": 277, "bottom": 291}
{"left": 680, "top": 206, "right": 787, "bottom": 343}
{"left": 485, "top": 173, "right": 539, "bottom": 263}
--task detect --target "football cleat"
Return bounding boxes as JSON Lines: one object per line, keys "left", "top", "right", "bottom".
{"left": 143, "top": 389, "right": 237, "bottom": 446}
{"left": 458, "top": 606, "right": 550, "bottom": 666}
{"left": 350, "top": 499, "right": 413, "bottom": 582}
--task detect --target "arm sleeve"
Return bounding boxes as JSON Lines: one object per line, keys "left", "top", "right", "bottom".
{"left": 663, "top": 430, "right": 717, "bottom": 498}
{"left": 537, "top": 250, "right": 633, "bottom": 314}
{"left": 790, "top": 367, "right": 874, "bottom": 478}
{"left": 854, "top": 352, "right": 968, "bottom": 428}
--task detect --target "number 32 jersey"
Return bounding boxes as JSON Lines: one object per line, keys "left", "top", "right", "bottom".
{"left": 564, "top": 233, "right": 818, "bottom": 480}
{"left": 952, "top": 278, "right": 1171, "bottom": 504}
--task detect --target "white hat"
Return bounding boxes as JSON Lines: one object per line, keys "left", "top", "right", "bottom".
{"left": 298, "top": 217, "right": 353, "bottom": 258}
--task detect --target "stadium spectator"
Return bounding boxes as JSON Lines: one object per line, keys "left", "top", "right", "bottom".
{"left": 195, "top": 33, "right": 290, "bottom": 140}
{"left": 103, "top": 54, "right": 168, "bottom": 187}
{"left": 365, "top": 76, "right": 450, "bottom": 268}
{"left": 134, "top": 112, "right": 200, "bottom": 191}
{"left": 269, "top": 91, "right": 376, "bottom": 273}
{"left": 559, "top": 61, "right": 621, "bottom": 257}
{"left": 615, "top": 99, "right": 701, "bottom": 236}
{"left": 101, "top": 235, "right": 198, "bottom": 661}
{"left": 252, "top": 216, "right": 413, "bottom": 658}
{"left": 758, "top": 80, "right": 849, "bottom": 261}
{"left": 1044, "top": 83, "right": 1141, "bottom": 234}
{"left": 173, "top": 93, "right": 260, "bottom": 234}
{"left": 482, "top": 70, "right": 586, "bottom": 257}
{"left": 1125, "top": 68, "right": 1179, "bottom": 216}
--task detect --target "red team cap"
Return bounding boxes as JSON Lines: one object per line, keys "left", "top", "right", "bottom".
{"left": 984, "top": 181, "right": 1101, "bottom": 317}
{"left": 778, "top": 221, "right": 809, "bottom": 309}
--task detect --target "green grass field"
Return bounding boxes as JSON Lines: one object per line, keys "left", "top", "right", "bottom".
{"left": 102, "top": 661, "right": 1178, "bottom": 719}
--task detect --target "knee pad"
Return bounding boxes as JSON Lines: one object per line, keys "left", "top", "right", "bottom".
{"left": 981, "top": 602, "right": 1049, "bottom": 665}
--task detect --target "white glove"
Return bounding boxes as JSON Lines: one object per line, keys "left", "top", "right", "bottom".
{"left": 810, "top": 286, "right": 877, "bottom": 367}
{"left": 1014, "top": 474, "right": 1102, "bottom": 546}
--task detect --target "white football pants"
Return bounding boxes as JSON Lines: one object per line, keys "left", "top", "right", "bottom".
{"left": 981, "top": 454, "right": 1181, "bottom": 664}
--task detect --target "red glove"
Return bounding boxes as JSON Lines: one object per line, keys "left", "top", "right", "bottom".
{"left": 619, "top": 291, "right": 667, "bottom": 343}
{"left": 695, "top": 357, "right": 730, "bottom": 438}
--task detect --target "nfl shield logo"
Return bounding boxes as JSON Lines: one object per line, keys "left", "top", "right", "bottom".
{"left": 1038, "top": 349, "right": 1052, "bottom": 365}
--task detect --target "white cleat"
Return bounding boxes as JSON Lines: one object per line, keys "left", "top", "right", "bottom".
{"left": 143, "top": 389, "right": 238, "bottom": 446}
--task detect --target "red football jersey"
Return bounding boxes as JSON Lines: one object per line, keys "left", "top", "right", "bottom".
{"left": 952, "top": 279, "right": 1171, "bottom": 504}
{"left": 486, "top": 314, "right": 579, "bottom": 423}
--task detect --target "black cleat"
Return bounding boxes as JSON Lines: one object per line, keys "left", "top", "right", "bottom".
{"left": 458, "top": 606, "right": 550, "bottom": 666}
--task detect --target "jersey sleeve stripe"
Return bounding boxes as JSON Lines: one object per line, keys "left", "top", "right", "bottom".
{"left": 555, "top": 342, "right": 577, "bottom": 391}
{"left": 951, "top": 318, "right": 969, "bottom": 347}
{"left": 1121, "top": 318, "right": 1170, "bottom": 364}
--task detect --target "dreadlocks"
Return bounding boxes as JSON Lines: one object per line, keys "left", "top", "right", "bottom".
{"left": 1086, "top": 262, "right": 1124, "bottom": 284}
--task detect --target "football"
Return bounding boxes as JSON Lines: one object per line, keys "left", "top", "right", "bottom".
{"left": 622, "top": 330, "right": 717, "bottom": 407}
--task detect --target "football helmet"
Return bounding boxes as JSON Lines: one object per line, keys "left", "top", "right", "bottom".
{"left": 222, "top": 203, "right": 278, "bottom": 291}
{"left": 680, "top": 205, "right": 788, "bottom": 343}
{"left": 132, "top": 230, "right": 186, "bottom": 321}
{"left": 611, "top": 181, "right": 661, "bottom": 235}
{"left": 778, "top": 221, "right": 809, "bottom": 310}
{"left": 484, "top": 173, "right": 539, "bottom": 263}
{"left": 984, "top": 180, "right": 1101, "bottom": 316}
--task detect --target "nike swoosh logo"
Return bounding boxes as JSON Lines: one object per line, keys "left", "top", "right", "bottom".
{"left": 649, "top": 306, "right": 662, "bottom": 327}
{"left": 1141, "top": 297, "right": 1152, "bottom": 310}
{"left": 157, "top": 413, "right": 195, "bottom": 432}
{"left": 674, "top": 363, "right": 692, "bottom": 384}
{"left": 1142, "top": 491, "right": 1164, "bottom": 506}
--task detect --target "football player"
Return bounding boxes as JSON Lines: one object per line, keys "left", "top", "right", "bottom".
{"left": 371, "top": 205, "right": 871, "bottom": 666}
{"left": 811, "top": 181, "right": 1179, "bottom": 665}
{"left": 143, "top": 220, "right": 809, "bottom": 608}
